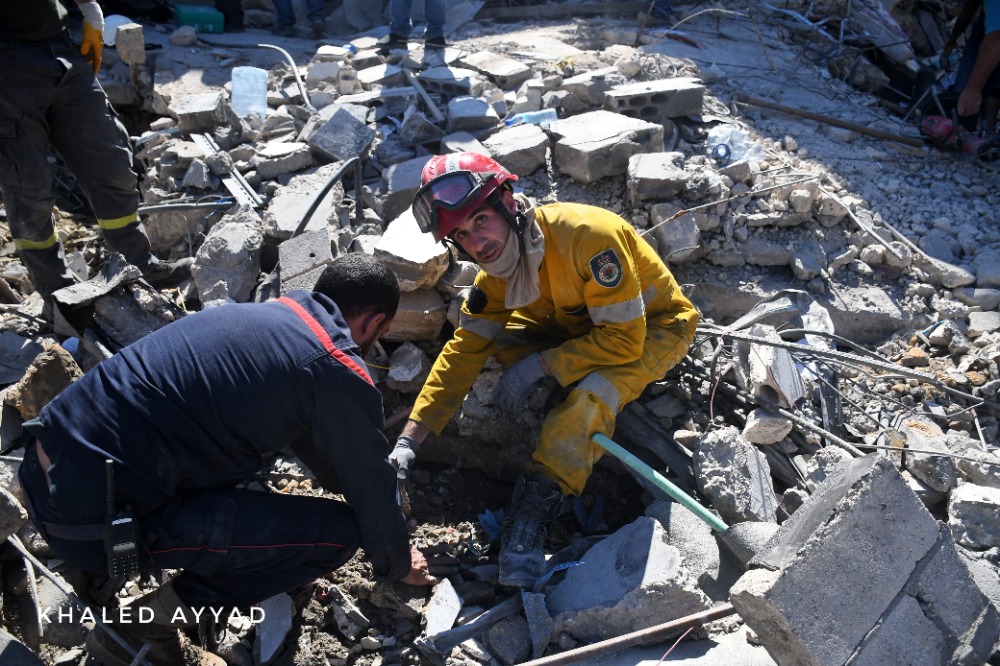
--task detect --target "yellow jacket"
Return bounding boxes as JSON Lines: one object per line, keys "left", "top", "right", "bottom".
{"left": 411, "top": 202, "right": 699, "bottom": 433}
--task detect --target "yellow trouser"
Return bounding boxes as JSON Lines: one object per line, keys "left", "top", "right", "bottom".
{"left": 494, "top": 321, "right": 690, "bottom": 496}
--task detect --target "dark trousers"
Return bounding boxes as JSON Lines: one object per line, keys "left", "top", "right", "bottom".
{"left": 0, "top": 35, "right": 149, "bottom": 295}
{"left": 19, "top": 441, "right": 361, "bottom": 608}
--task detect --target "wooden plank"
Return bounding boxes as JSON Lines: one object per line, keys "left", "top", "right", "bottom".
{"left": 476, "top": 1, "right": 647, "bottom": 20}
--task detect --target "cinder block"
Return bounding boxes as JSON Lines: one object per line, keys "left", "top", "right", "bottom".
{"left": 484, "top": 123, "right": 548, "bottom": 176}
{"left": 417, "top": 67, "right": 481, "bottom": 98}
{"left": 356, "top": 63, "right": 405, "bottom": 90}
{"left": 558, "top": 67, "right": 620, "bottom": 105}
{"left": 381, "top": 155, "right": 432, "bottom": 224}
{"left": 548, "top": 110, "right": 664, "bottom": 183}
{"left": 731, "top": 455, "right": 1000, "bottom": 666}
{"left": 171, "top": 92, "right": 227, "bottom": 133}
{"left": 446, "top": 96, "right": 500, "bottom": 134}
{"left": 308, "top": 107, "right": 375, "bottom": 162}
{"left": 627, "top": 152, "right": 688, "bottom": 205}
{"left": 604, "top": 77, "right": 706, "bottom": 121}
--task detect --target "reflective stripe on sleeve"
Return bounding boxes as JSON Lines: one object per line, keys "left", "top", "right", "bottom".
{"left": 458, "top": 313, "right": 505, "bottom": 340}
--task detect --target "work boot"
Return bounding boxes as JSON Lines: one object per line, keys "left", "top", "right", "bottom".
{"left": 17, "top": 243, "right": 76, "bottom": 299}
{"left": 102, "top": 222, "right": 192, "bottom": 288}
{"left": 140, "top": 256, "right": 194, "bottom": 289}
{"left": 85, "top": 581, "right": 225, "bottom": 666}
{"left": 310, "top": 17, "right": 327, "bottom": 38}
{"left": 378, "top": 33, "right": 407, "bottom": 55}
{"left": 498, "top": 473, "right": 563, "bottom": 588}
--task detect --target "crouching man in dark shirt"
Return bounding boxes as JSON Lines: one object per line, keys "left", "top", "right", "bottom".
{"left": 19, "top": 253, "right": 431, "bottom": 666}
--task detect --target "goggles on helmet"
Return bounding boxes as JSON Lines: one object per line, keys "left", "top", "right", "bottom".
{"left": 412, "top": 170, "right": 499, "bottom": 236}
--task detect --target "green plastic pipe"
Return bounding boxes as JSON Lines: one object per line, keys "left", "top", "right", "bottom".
{"left": 592, "top": 433, "right": 729, "bottom": 534}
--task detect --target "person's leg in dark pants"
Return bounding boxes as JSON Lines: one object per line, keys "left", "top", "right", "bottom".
{"left": 144, "top": 488, "right": 361, "bottom": 608}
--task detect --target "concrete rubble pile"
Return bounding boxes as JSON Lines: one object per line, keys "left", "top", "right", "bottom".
{"left": 2, "top": 2, "right": 1000, "bottom": 664}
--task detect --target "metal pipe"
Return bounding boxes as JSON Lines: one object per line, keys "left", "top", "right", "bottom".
{"left": 593, "top": 434, "right": 729, "bottom": 532}
{"left": 519, "top": 604, "right": 736, "bottom": 666}
{"left": 138, "top": 200, "right": 235, "bottom": 214}
{"left": 257, "top": 43, "right": 317, "bottom": 114}
{"left": 292, "top": 156, "right": 362, "bottom": 238}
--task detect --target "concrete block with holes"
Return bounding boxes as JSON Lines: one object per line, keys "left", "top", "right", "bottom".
{"left": 604, "top": 77, "right": 705, "bottom": 121}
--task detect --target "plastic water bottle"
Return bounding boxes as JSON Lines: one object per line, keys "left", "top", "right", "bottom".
{"left": 231, "top": 66, "right": 268, "bottom": 118}
{"left": 504, "top": 108, "right": 558, "bottom": 128}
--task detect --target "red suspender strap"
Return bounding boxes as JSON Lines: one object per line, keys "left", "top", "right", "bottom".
{"left": 278, "top": 296, "right": 374, "bottom": 386}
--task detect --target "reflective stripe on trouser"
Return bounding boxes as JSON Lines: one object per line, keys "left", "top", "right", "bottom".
{"left": 498, "top": 322, "right": 693, "bottom": 496}
{"left": 0, "top": 38, "right": 139, "bottom": 282}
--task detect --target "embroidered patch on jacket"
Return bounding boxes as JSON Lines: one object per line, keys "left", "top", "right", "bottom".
{"left": 466, "top": 286, "right": 487, "bottom": 314}
{"left": 589, "top": 249, "right": 623, "bottom": 288}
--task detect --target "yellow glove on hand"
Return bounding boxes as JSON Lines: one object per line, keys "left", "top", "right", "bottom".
{"left": 78, "top": 1, "right": 105, "bottom": 75}
{"left": 80, "top": 21, "right": 103, "bottom": 74}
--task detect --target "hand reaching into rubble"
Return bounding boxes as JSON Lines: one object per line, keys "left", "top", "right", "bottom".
{"left": 76, "top": 1, "right": 104, "bottom": 75}
{"left": 399, "top": 544, "right": 462, "bottom": 586}
{"left": 493, "top": 353, "right": 549, "bottom": 412}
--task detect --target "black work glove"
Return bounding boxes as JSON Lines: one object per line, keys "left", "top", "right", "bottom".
{"left": 389, "top": 435, "right": 418, "bottom": 482}
{"left": 493, "top": 353, "right": 547, "bottom": 412}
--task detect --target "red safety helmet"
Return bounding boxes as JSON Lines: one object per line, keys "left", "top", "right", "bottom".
{"left": 412, "top": 153, "right": 518, "bottom": 242}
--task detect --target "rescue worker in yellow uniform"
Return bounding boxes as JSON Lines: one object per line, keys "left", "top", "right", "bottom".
{"left": 390, "top": 153, "right": 699, "bottom": 588}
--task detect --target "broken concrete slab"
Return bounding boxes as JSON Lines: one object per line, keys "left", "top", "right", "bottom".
{"left": 483, "top": 123, "right": 549, "bottom": 176}
{"left": 307, "top": 107, "right": 375, "bottom": 163}
{"left": 251, "top": 142, "right": 316, "bottom": 180}
{"left": 263, "top": 163, "right": 346, "bottom": 241}
{"left": 374, "top": 210, "right": 450, "bottom": 292}
{"left": 627, "top": 152, "right": 688, "bottom": 205}
{"left": 386, "top": 342, "right": 433, "bottom": 394}
{"left": 171, "top": 91, "right": 228, "bottom": 133}
{"left": 689, "top": 276, "right": 932, "bottom": 344}
{"left": 949, "top": 483, "right": 1000, "bottom": 549}
{"left": 254, "top": 592, "right": 295, "bottom": 665}
{"left": 278, "top": 229, "right": 334, "bottom": 295}
{"left": 546, "top": 516, "right": 713, "bottom": 643}
{"left": 693, "top": 426, "right": 777, "bottom": 524}
{"left": 381, "top": 156, "right": 433, "bottom": 225}
{"left": 458, "top": 51, "right": 533, "bottom": 91}
{"left": 447, "top": 96, "right": 501, "bottom": 134}
{"left": 192, "top": 209, "right": 264, "bottom": 304}
{"left": 548, "top": 110, "right": 664, "bottom": 182}
{"left": 733, "top": 455, "right": 1000, "bottom": 666}
{"left": 0, "top": 628, "right": 45, "bottom": 666}
{"left": 417, "top": 66, "right": 485, "bottom": 98}
{"left": 384, "top": 288, "right": 447, "bottom": 342}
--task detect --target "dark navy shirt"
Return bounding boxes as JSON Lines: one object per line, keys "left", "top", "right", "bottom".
{"left": 28, "top": 291, "right": 410, "bottom": 580}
